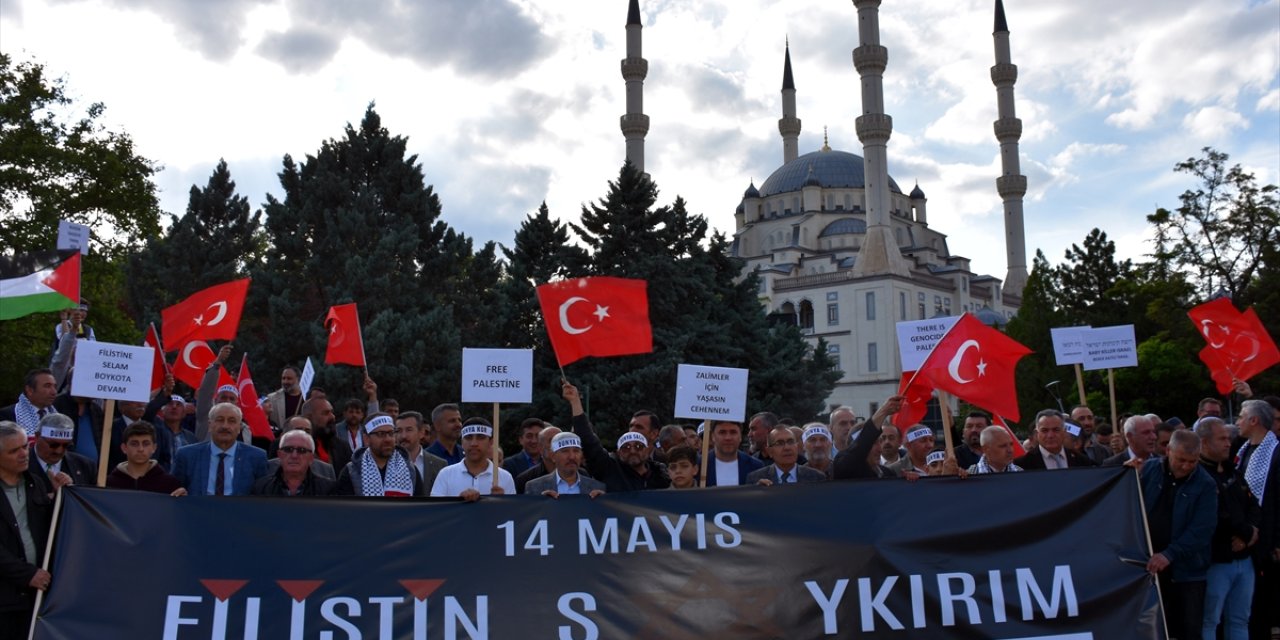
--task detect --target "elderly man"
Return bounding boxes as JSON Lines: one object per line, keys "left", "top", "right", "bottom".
{"left": 748, "top": 411, "right": 779, "bottom": 462}
{"left": 563, "top": 382, "right": 669, "bottom": 492}
{"left": 30, "top": 414, "right": 94, "bottom": 489}
{"left": 430, "top": 419, "right": 515, "bottom": 500}
{"left": 502, "top": 418, "right": 546, "bottom": 478}
{"left": 801, "top": 423, "right": 834, "bottom": 477}
{"left": 265, "top": 365, "right": 305, "bottom": 429}
{"left": 171, "top": 403, "right": 268, "bottom": 496}
{"left": 704, "top": 419, "right": 764, "bottom": 487}
{"left": 1104, "top": 414, "right": 1159, "bottom": 466}
{"left": 1015, "top": 409, "right": 1094, "bottom": 470}
{"left": 0, "top": 422, "right": 55, "bottom": 633}
{"left": 967, "top": 425, "right": 1023, "bottom": 474}
{"left": 1140, "top": 429, "right": 1216, "bottom": 640}
{"left": 514, "top": 426, "right": 561, "bottom": 494}
{"left": 426, "top": 403, "right": 464, "bottom": 465}
{"left": 526, "top": 432, "right": 606, "bottom": 498}
{"left": 831, "top": 397, "right": 905, "bottom": 480}
{"left": 1235, "top": 399, "right": 1280, "bottom": 640}
{"left": 333, "top": 413, "right": 424, "bottom": 498}
{"left": 266, "top": 417, "right": 335, "bottom": 480}
{"left": 396, "top": 411, "right": 446, "bottom": 493}
{"left": 879, "top": 427, "right": 904, "bottom": 467}
{"left": 0, "top": 369, "right": 60, "bottom": 438}
{"left": 749, "top": 426, "right": 826, "bottom": 485}
{"left": 156, "top": 393, "right": 198, "bottom": 465}
{"left": 888, "top": 426, "right": 935, "bottom": 476}
{"left": 1071, "top": 405, "right": 1111, "bottom": 465}
{"left": 655, "top": 424, "right": 686, "bottom": 460}
{"left": 253, "top": 430, "right": 336, "bottom": 496}
{"left": 829, "top": 407, "right": 857, "bottom": 452}
{"left": 1195, "top": 416, "right": 1258, "bottom": 640}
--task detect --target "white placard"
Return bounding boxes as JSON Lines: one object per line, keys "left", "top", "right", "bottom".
{"left": 57, "top": 220, "right": 91, "bottom": 255}
{"left": 673, "top": 364, "right": 749, "bottom": 422}
{"left": 461, "top": 348, "right": 533, "bottom": 403}
{"left": 1050, "top": 326, "right": 1092, "bottom": 366}
{"left": 70, "top": 342, "right": 155, "bottom": 402}
{"left": 895, "top": 316, "right": 960, "bottom": 371}
{"left": 1080, "top": 325, "right": 1139, "bottom": 371}
{"left": 299, "top": 357, "right": 316, "bottom": 399}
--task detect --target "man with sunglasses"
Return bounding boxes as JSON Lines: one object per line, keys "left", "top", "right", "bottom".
{"left": 252, "top": 430, "right": 335, "bottom": 496}
{"left": 562, "top": 381, "right": 670, "bottom": 492}
{"left": 30, "top": 414, "right": 94, "bottom": 489}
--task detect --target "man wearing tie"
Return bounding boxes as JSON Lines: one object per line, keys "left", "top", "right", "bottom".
{"left": 29, "top": 414, "right": 95, "bottom": 488}
{"left": 1014, "top": 409, "right": 1093, "bottom": 470}
{"left": 172, "top": 403, "right": 268, "bottom": 496}
{"left": 749, "top": 426, "right": 827, "bottom": 485}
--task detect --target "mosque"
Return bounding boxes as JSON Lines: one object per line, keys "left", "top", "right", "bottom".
{"left": 618, "top": 0, "right": 1028, "bottom": 418}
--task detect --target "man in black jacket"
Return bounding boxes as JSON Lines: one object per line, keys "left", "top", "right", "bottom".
{"left": 563, "top": 381, "right": 669, "bottom": 492}
{"left": 0, "top": 422, "right": 55, "bottom": 639}
{"left": 832, "top": 396, "right": 904, "bottom": 480}
{"left": 1195, "top": 416, "right": 1259, "bottom": 639}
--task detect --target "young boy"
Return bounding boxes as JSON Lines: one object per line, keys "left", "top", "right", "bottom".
{"left": 106, "top": 422, "right": 186, "bottom": 496}
{"left": 664, "top": 445, "right": 700, "bottom": 489}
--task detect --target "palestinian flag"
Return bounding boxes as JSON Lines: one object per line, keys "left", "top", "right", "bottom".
{"left": 0, "top": 251, "right": 81, "bottom": 321}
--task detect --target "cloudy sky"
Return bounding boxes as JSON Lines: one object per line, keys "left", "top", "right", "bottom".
{"left": 2, "top": 0, "right": 1277, "bottom": 280}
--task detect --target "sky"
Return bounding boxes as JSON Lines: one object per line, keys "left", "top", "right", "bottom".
{"left": 2, "top": 0, "right": 1277, "bottom": 281}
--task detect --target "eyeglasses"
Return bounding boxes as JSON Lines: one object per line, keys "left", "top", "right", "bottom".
{"left": 619, "top": 443, "right": 646, "bottom": 451}
{"left": 45, "top": 441, "right": 69, "bottom": 450}
{"left": 279, "top": 446, "right": 313, "bottom": 455}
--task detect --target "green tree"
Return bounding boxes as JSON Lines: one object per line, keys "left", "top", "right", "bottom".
{"left": 0, "top": 54, "right": 160, "bottom": 394}
{"left": 248, "top": 105, "right": 477, "bottom": 409}
{"left": 1054, "top": 228, "right": 1134, "bottom": 328}
{"left": 1148, "top": 147, "right": 1280, "bottom": 299}
{"left": 1006, "top": 251, "right": 1067, "bottom": 423}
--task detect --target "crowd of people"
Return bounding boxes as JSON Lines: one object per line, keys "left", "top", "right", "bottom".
{"left": 0, "top": 313, "right": 1277, "bottom": 640}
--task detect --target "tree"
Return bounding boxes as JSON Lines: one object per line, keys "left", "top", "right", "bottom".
{"left": 0, "top": 54, "right": 161, "bottom": 394}
{"left": 248, "top": 105, "right": 483, "bottom": 409}
{"left": 1148, "top": 147, "right": 1280, "bottom": 300}
{"left": 124, "top": 160, "right": 265, "bottom": 331}
{"left": 1006, "top": 251, "right": 1067, "bottom": 422}
{"left": 1054, "top": 228, "right": 1134, "bottom": 328}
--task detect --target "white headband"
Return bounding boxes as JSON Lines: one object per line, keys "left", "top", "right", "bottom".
{"left": 216, "top": 384, "right": 237, "bottom": 396}
{"left": 617, "top": 432, "right": 647, "bottom": 448}
{"left": 550, "top": 433, "right": 582, "bottom": 452}
{"left": 802, "top": 425, "right": 831, "bottom": 443}
{"left": 461, "top": 423, "right": 493, "bottom": 438}
{"left": 926, "top": 450, "right": 946, "bottom": 465}
{"left": 170, "top": 395, "right": 185, "bottom": 404}
{"left": 906, "top": 427, "right": 933, "bottom": 443}
{"left": 40, "top": 426, "right": 74, "bottom": 441}
{"left": 364, "top": 415, "right": 395, "bottom": 433}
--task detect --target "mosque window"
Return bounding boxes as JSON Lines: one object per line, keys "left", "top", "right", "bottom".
{"left": 899, "top": 292, "right": 907, "bottom": 320}
{"left": 798, "top": 300, "right": 815, "bottom": 330}
{"left": 826, "top": 292, "right": 838, "bottom": 301}
{"left": 934, "top": 295, "right": 943, "bottom": 314}
{"left": 868, "top": 343, "right": 879, "bottom": 372}
{"left": 943, "top": 298, "right": 952, "bottom": 314}
{"left": 826, "top": 195, "right": 834, "bottom": 210}
{"left": 827, "top": 303, "right": 839, "bottom": 325}
{"left": 844, "top": 194, "right": 853, "bottom": 210}
{"left": 865, "top": 292, "right": 876, "bottom": 321}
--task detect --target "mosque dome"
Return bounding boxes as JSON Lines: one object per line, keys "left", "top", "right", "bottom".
{"left": 910, "top": 183, "right": 926, "bottom": 199}
{"left": 758, "top": 150, "right": 903, "bottom": 198}
{"left": 743, "top": 182, "right": 761, "bottom": 198}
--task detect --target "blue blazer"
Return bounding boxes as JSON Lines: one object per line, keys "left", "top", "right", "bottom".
{"left": 1140, "top": 457, "right": 1217, "bottom": 582}
{"left": 703, "top": 451, "right": 765, "bottom": 486}
{"left": 172, "top": 442, "right": 269, "bottom": 496}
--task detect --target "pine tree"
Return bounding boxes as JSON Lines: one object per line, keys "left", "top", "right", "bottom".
{"left": 1006, "top": 251, "right": 1068, "bottom": 423}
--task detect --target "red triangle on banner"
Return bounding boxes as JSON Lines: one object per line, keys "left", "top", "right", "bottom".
{"left": 277, "top": 580, "right": 324, "bottom": 602}
{"left": 399, "top": 579, "right": 446, "bottom": 600}
{"left": 199, "top": 579, "right": 248, "bottom": 601}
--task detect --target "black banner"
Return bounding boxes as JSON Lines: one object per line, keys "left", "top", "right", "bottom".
{"left": 34, "top": 467, "right": 1162, "bottom": 639}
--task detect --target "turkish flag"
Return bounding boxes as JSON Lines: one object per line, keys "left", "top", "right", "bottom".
{"left": 536, "top": 277, "right": 653, "bottom": 367}
{"left": 992, "top": 415, "right": 1027, "bottom": 458}
{"left": 171, "top": 339, "right": 215, "bottom": 390}
{"left": 143, "top": 323, "right": 169, "bottom": 391}
{"left": 1189, "top": 299, "right": 1280, "bottom": 391}
{"left": 917, "top": 313, "right": 1032, "bottom": 422}
{"left": 893, "top": 371, "right": 933, "bottom": 433}
{"left": 236, "top": 355, "right": 274, "bottom": 441}
{"left": 161, "top": 279, "right": 250, "bottom": 349}
{"left": 325, "top": 303, "right": 366, "bottom": 367}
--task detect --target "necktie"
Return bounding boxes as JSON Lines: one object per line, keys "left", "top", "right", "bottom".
{"left": 780, "top": 470, "right": 791, "bottom": 484}
{"left": 1054, "top": 454, "right": 1065, "bottom": 469}
{"left": 215, "top": 452, "right": 227, "bottom": 496}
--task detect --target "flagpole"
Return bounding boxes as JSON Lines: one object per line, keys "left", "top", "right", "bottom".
{"left": 95, "top": 399, "right": 116, "bottom": 487}
{"left": 151, "top": 322, "right": 172, "bottom": 375}
{"left": 698, "top": 419, "right": 712, "bottom": 488}
{"left": 1073, "top": 363, "right": 1086, "bottom": 406}
{"left": 1107, "top": 369, "right": 1118, "bottom": 437}
{"left": 492, "top": 402, "right": 501, "bottom": 491}
{"left": 937, "top": 391, "right": 956, "bottom": 462}
{"left": 27, "top": 487, "right": 65, "bottom": 640}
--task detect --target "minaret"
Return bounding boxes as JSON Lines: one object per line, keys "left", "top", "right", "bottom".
{"left": 779, "top": 39, "right": 801, "bottom": 164}
{"left": 620, "top": 0, "right": 649, "bottom": 174}
{"left": 992, "top": 0, "right": 1028, "bottom": 296}
{"left": 851, "top": 0, "right": 909, "bottom": 277}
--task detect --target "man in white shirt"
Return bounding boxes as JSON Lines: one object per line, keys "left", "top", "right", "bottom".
{"left": 430, "top": 420, "right": 516, "bottom": 501}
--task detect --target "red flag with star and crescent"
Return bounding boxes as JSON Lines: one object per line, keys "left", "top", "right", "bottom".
{"left": 1188, "top": 298, "right": 1280, "bottom": 393}
{"left": 236, "top": 355, "right": 274, "bottom": 441}
{"left": 536, "top": 277, "right": 653, "bottom": 367}
{"left": 143, "top": 323, "right": 170, "bottom": 391}
{"left": 170, "top": 339, "right": 216, "bottom": 389}
{"left": 893, "top": 371, "right": 933, "bottom": 434}
{"left": 325, "top": 303, "right": 366, "bottom": 367}
{"left": 916, "top": 312, "right": 1032, "bottom": 422}
{"left": 161, "top": 279, "right": 250, "bottom": 350}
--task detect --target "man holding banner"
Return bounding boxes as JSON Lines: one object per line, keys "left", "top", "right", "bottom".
{"left": 0, "top": 422, "right": 54, "bottom": 636}
{"left": 563, "top": 381, "right": 669, "bottom": 492}
{"left": 333, "top": 413, "right": 424, "bottom": 498}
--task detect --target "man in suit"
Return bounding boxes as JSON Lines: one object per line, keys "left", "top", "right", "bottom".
{"left": 29, "top": 414, "right": 95, "bottom": 488}
{"left": 887, "top": 426, "right": 934, "bottom": 476}
{"left": 1236, "top": 399, "right": 1280, "bottom": 640}
{"left": 1014, "top": 409, "right": 1095, "bottom": 470}
{"left": 749, "top": 426, "right": 826, "bottom": 485}
{"left": 501, "top": 418, "right": 546, "bottom": 478}
{"left": 395, "top": 412, "right": 446, "bottom": 493}
{"left": 172, "top": 403, "right": 268, "bottom": 496}
{"left": 704, "top": 420, "right": 764, "bottom": 486}
{"left": 0, "top": 422, "right": 54, "bottom": 636}
{"left": 1103, "top": 414, "right": 1158, "bottom": 467}
{"left": 526, "top": 432, "right": 606, "bottom": 498}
